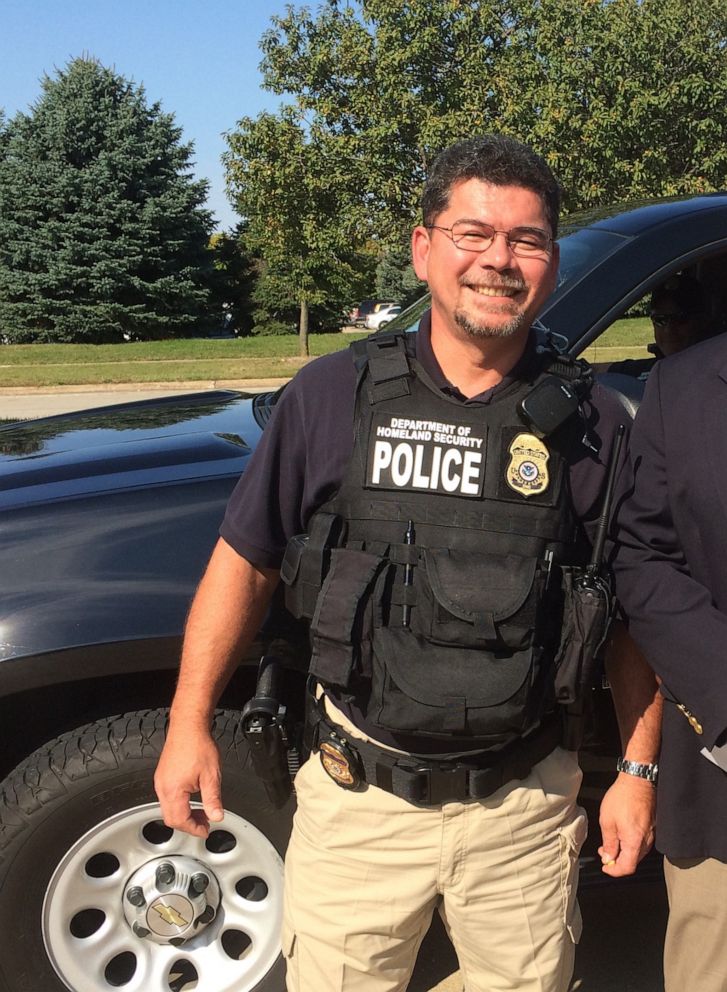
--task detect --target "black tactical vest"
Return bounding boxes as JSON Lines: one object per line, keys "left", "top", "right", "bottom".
{"left": 282, "top": 332, "right": 590, "bottom": 746}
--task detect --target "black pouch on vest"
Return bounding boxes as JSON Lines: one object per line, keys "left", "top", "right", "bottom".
{"left": 369, "top": 630, "right": 541, "bottom": 738}
{"left": 308, "top": 548, "right": 389, "bottom": 688}
{"left": 369, "top": 552, "right": 549, "bottom": 738}
{"left": 553, "top": 567, "right": 612, "bottom": 705}
{"left": 414, "top": 550, "right": 539, "bottom": 650}
{"left": 281, "top": 513, "right": 344, "bottom": 620}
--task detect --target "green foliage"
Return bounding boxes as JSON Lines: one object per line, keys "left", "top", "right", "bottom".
{"left": 236, "top": 0, "right": 725, "bottom": 246}
{"left": 0, "top": 58, "right": 215, "bottom": 343}
{"left": 207, "top": 228, "right": 257, "bottom": 335}
{"left": 375, "top": 244, "right": 425, "bottom": 307}
{"left": 224, "top": 106, "right": 376, "bottom": 352}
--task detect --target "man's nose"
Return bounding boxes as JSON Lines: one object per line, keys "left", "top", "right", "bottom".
{"left": 475, "top": 230, "right": 516, "bottom": 268}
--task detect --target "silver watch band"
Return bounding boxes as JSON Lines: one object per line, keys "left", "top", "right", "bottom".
{"left": 616, "top": 757, "right": 659, "bottom": 784}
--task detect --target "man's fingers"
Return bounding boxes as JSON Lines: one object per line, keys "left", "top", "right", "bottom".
{"left": 157, "top": 787, "right": 210, "bottom": 837}
{"left": 200, "top": 767, "right": 224, "bottom": 824}
{"left": 154, "top": 730, "right": 223, "bottom": 837}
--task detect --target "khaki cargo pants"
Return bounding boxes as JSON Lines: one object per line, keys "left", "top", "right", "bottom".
{"left": 283, "top": 710, "right": 586, "bottom": 992}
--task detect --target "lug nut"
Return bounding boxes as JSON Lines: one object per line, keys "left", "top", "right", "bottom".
{"left": 156, "top": 862, "right": 175, "bottom": 886}
{"left": 197, "top": 905, "right": 216, "bottom": 925}
{"left": 126, "top": 885, "right": 146, "bottom": 908}
{"left": 132, "top": 922, "right": 151, "bottom": 939}
{"left": 190, "top": 872, "right": 210, "bottom": 895}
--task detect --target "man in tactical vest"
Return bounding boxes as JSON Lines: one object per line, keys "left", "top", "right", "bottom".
{"left": 155, "top": 135, "right": 660, "bottom": 992}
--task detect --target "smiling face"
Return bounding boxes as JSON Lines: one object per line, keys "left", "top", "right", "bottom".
{"left": 412, "top": 179, "right": 559, "bottom": 347}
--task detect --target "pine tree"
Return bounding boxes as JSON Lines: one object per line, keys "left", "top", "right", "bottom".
{"left": 0, "top": 58, "right": 214, "bottom": 343}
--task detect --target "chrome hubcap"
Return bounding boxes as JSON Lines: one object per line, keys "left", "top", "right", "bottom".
{"left": 42, "top": 803, "right": 284, "bottom": 991}
{"left": 122, "top": 855, "right": 221, "bottom": 945}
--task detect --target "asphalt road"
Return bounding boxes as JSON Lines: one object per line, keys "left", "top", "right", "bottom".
{"left": 3, "top": 386, "right": 669, "bottom": 992}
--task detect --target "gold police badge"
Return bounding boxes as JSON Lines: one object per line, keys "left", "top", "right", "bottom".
{"left": 506, "top": 433, "right": 550, "bottom": 497}
{"left": 319, "top": 739, "right": 362, "bottom": 789}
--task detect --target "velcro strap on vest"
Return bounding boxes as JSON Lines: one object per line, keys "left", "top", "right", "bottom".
{"left": 307, "top": 694, "right": 561, "bottom": 806}
{"left": 359, "top": 334, "right": 413, "bottom": 404}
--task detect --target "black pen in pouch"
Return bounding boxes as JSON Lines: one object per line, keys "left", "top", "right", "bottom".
{"left": 402, "top": 519, "right": 415, "bottom": 627}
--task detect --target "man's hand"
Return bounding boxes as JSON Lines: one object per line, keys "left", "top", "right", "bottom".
{"left": 598, "top": 773, "right": 655, "bottom": 877}
{"left": 152, "top": 541, "right": 280, "bottom": 837}
{"left": 154, "top": 726, "right": 224, "bottom": 838}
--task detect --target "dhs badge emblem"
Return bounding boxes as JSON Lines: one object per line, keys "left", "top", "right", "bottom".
{"left": 506, "top": 433, "right": 550, "bottom": 497}
{"left": 319, "top": 737, "right": 363, "bottom": 790}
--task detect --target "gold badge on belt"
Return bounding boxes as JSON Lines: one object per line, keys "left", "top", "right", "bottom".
{"left": 319, "top": 737, "right": 362, "bottom": 789}
{"left": 506, "top": 433, "right": 550, "bottom": 497}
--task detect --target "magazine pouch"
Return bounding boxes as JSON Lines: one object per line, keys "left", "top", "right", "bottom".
{"left": 281, "top": 513, "right": 344, "bottom": 620}
{"left": 308, "top": 548, "right": 388, "bottom": 688}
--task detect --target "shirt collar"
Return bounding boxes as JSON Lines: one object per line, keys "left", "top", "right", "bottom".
{"left": 414, "top": 309, "right": 540, "bottom": 403}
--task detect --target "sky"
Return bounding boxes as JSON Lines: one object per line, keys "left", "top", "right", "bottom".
{"left": 2, "top": 0, "right": 297, "bottom": 230}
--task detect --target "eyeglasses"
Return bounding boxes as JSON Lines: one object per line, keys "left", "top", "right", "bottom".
{"left": 650, "top": 312, "right": 693, "bottom": 327}
{"left": 426, "top": 221, "right": 553, "bottom": 257}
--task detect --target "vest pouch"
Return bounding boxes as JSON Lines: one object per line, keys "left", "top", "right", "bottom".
{"left": 369, "top": 627, "right": 540, "bottom": 738}
{"left": 281, "top": 513, "right": 345, "bottom": 620}
{"left": 308, "top": 548, "right": 388, "bottom": 689}
{"left": 553, "top": 568, "right": 612, "bottom": 705}
{"left": 416, "top": 550, "right": 540, "bottom": 650}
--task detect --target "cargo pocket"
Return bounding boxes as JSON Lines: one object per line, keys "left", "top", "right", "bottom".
{"left": 558, "top": 808, "right": 587, "bottom": 944}
{"left": 281, "top": 918, "right": 297, "bottom": 982}
{"left": 309, "top": 548, "right": 388, "bottom": 688}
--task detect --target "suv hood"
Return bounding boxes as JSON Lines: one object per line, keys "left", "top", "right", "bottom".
{"left": 0, "top": 390, "right": 261, "bottom": 508}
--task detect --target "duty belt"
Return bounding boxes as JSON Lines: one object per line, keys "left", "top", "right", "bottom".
{"left": 306, "top": 695, "right": 562, "bottom": 806}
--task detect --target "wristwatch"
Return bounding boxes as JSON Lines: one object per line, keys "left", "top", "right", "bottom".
{"left": 616, "top": 757, "right": 659, "bottom": 784}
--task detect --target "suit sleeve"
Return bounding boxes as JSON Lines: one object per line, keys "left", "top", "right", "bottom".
{"left": 612, "top": 361, "right": 727, "bottom": 746}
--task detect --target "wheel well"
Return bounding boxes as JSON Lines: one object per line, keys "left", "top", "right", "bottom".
{"left": 0, "top": 663, "right": 307, "bottom": 782}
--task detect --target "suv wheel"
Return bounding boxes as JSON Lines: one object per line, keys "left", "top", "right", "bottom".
{"left": 0, "top": 709, "right": 293, "bottom": 992}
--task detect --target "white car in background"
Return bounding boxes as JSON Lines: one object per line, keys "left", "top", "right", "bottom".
{"left": 365, "top": 303, "right": 402, "bottom": 330}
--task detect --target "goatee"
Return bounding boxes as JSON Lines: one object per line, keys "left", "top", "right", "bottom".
{"left": 454, "top": 309, "right": 526, "bottom": 339}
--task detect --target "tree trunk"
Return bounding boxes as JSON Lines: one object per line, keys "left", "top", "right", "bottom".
{"left": 299, "top": 297, "right": 309, "bottom": 357}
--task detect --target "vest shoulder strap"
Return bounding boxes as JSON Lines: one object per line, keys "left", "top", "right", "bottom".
{"left": 350, "top": 331, "right": 415, "bottom": 403}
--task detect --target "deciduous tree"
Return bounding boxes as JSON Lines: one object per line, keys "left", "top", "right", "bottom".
{"left": 225, "top": 108, "right": 375, "bottom": 352}
{"left": 230, "top": 0, "right": 725, "bottom": 254}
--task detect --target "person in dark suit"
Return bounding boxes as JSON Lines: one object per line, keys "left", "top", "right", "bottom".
{"left": 612, "top": 331, "right": 727, "bottom": 992}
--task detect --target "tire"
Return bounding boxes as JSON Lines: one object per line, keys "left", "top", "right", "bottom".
{"left": 0, "top": 709, "right": 294, "bottom": 992}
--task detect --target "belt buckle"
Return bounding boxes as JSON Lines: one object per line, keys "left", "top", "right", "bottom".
{"left": 416, "top": 763, "right": 468, "bottom": 805}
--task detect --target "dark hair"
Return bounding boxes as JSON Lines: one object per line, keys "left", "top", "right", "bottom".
{"left": 421, "top": 135, "right": 561, "bottom": 237}
{"left": 651, "top": 273, "right": 707, "bottom": 316}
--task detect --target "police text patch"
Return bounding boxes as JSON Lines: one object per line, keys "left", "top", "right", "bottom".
{"left": 366, "top": 413, "right": 486, "bottom": 497}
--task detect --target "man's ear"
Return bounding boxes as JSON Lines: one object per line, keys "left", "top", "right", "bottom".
{"left": 411, "top": 226, "right": 431, "bottom": 282}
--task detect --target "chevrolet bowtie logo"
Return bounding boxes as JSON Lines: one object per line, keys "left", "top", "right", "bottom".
{"left": 152, "top": 902, "right": 189, "bottom": 928}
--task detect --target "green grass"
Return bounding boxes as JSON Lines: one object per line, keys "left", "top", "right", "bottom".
{"left": 0, "top": 333, "right": 368, "bottom": 387}
{"left": 581, "top": 317, "right": 652, "bottom": 362}
{"left": 0, "top": 319, "right": 654, "bottom": 388}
